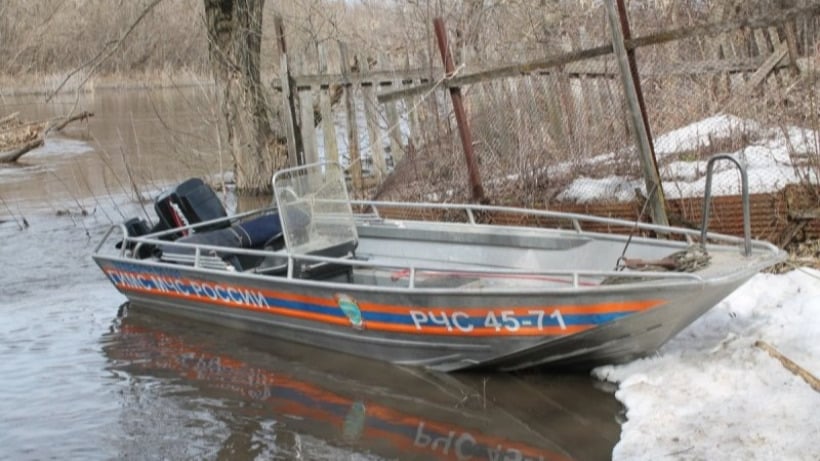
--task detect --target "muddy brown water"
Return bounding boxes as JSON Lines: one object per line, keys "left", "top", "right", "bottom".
{"left": 0, "top": 88, "right": 622, "bottom": 460}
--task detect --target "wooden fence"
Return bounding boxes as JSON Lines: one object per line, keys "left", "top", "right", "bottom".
{"left": 272, "top": 40, "right": 433, "bottom": 192}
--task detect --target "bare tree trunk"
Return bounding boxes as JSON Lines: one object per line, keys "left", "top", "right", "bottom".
{"left": 204, "top": 0, "right": 287, "bottom": 195}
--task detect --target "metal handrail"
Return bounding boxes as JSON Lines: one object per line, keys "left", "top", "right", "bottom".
{"left": 349, "top": 198, "right": 765, "bottom": 251}
{"left": 277, "top": 250, "right": 707, "bottom": 285}
{"left": 99, "top": 230, "right": 707, "bottom": 289}
{"left": 97, "top": 193, "right": 776, "bottom": 266}
{"left": 699, "top": 154, "right": 752, "bottom": 257}
{"left": 93, "top": 223, "right": 127, "bottom": 254}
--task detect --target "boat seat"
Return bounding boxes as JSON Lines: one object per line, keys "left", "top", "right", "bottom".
{"left": 293, "top": 240, "right": 358, "bottom": 281}
{"left": 246, "top": 249, "right": 289, "bottom": 275}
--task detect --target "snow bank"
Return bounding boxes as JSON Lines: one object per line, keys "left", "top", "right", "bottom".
{"left": 594, "top": 269, "right": 820, "bottom": 460}
{"left": 558, "top": 114, "right": 819, "bottom": 203}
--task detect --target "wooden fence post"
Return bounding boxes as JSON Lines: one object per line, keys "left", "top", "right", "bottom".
{"left": 274, "top": 16, "right": 302, "bottom": 167}
{"left": 339, "top": 42, "right": 363, "bottom": 194}
{"left": 360, "top": 56, "right": 387, "bottom": 180}
{"left": 605, "top": 0, "right": 668, "bottom": 226}
{"left": 404, "top": 51, "right": 425, "bottom": 152}
{"left": 299, "top": 86, "right": 318, "bottom": 165}
{"left": 381, "top": 52, "right": 404, "bottom": 166}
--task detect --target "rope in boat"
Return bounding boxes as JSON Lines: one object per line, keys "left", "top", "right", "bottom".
{"left": 612, "top": 183, "right": 711, "bottom": 277}
{"left": 614, "top": 183, "right": 657, "bottom": 271}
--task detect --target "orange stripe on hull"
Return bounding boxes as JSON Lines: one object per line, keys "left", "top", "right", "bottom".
{"left": 106, "top": 268, "right": 665, "bottom": 337}
{"left": 359, "top": 298, "right": 664, "bottom": 316}
{"left": 105, "top": 268, "right": 663, "bottom": 315}
{"left": 120, "top": 285, "right": 351, "bottom": 327}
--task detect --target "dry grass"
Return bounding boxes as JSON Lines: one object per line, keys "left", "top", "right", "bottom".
{"left": 769, "top": 239, "right": 820, "bottom": 272}
{"left": 0, "top": 121, "right": 45, "bottom": 148}
{"left": 0, "top": 0, "right": 207, "bottom": 79}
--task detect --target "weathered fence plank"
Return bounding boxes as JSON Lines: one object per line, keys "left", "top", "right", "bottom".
{"left": 562, "top": 34, "right": 588, "bottom": 140}
{"left": 742, "top": 41, "right": 789, "bottom": 91}
{"left": 783, "top": 20, "right": 801, "bottom": 74}
{"left": 538, "top": 73, "right": 568, "bottom": 153}
{"left": 360, "top": 56, "right": 387, "bottom": 179}
{"left": 275, "top": 16, "right": 301, "bottom": 168}
{"left": 279, "top": 54, "right": 300, "bottom": 168}
{"left": 378, "top": 53, "right": 404, "bottom": 167}
{"left": 317, "top": 44, "right": 339, "bottom": 164}
{"left": 299, "top": 88, "right": 318, "bottom": 165}
{"left": 272, "top": 69, "right": 431, "bottom": 91}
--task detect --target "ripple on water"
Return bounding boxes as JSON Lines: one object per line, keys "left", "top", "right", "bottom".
{"left": 0, "top": 211, "right": 128, "bottom": 461}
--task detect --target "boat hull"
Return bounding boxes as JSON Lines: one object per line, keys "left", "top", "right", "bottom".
{"left": 93, "top": 255, "right": 752, "bottom": 371}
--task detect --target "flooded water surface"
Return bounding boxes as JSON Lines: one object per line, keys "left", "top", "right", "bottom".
{"left": 1, "top": 88, "right": 223, "bottom": 211}
{"left": 0, "top": 89, "right": 621, "bottom": 460}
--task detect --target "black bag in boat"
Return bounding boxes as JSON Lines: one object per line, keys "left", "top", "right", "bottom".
{"left": 157, "top": 213, "right": 284, "bottom": 269}
{"left": 156, "top": 204, "right": 313, "bottom": 270}
{"left": 116, "top": 217, "right": 154, "bottom": 258}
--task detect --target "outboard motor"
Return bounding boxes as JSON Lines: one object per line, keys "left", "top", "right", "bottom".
{"left": 117, "top": 178, "right": 230, "bottom": 257}
{"left": 154, "top": 178, "right": 229, "bottom": 236}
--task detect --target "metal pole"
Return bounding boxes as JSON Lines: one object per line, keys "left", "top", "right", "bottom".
{"left": 605, "top": 0, "right": 668, "bottom": 227}
{"left": 433, "top": 17, "right": 485, "bottom": 203}
{"left": 700, "top": 155, "right": 752, "bottom": 256}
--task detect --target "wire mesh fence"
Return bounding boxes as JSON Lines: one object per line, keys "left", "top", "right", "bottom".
{"left": 359, "top": 1, "right": 819, "bottom": 242}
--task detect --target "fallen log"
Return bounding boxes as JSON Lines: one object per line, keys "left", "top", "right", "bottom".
{"left": 0, "top": 120, "right": 47, "bottom": 163}
{"left": 0, "top": 137, "right": 46, "bottom": 163}
{"left": 0, "top": 111, "right": 93, "bottom": 163}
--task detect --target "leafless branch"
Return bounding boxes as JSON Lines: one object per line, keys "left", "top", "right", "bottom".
{"left": 45, "top": 0, "right": 164, "bottom": 102}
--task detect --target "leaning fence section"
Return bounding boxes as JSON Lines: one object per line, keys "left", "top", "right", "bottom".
{"left": 272, "top": 41, "right": 439, "bottom": 197}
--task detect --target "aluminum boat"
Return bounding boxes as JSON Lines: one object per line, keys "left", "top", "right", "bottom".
{"left": 93, "top": 158, "right": 785, "bottom": 371}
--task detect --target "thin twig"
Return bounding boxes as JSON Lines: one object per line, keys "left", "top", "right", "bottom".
{"left": 0, "top": 192, "right": 26, "bottom": 230}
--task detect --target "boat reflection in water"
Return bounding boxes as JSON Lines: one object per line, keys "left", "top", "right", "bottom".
{"left": 102, "top": 304, "right": 621, "bottom": 460}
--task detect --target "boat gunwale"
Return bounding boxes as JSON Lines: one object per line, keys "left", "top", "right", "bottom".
{"left": 94, "top": 249, "right": 706, "bottom": 295}
{"left": 93, "top": 197, "right": 784, "bottom": 296}
{"left": 349, "top": 198, "right": 777, "bottom": 251}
